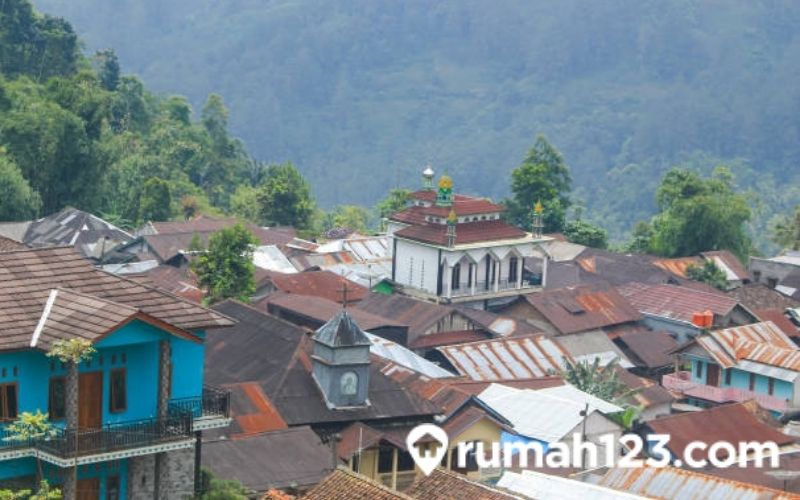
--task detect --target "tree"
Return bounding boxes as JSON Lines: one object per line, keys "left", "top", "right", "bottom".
{"left": 47, "top": 339, "right": 96, "bottom": 500}
{"left": 0, "top": 153, "right": 41, "bottom": 221}
{"left": 686, "top": 260, "right": 728, "bottom": 290}
{"left": 332, "top": 205, "right": 370, "bottom": 233}
{"left": 561, "top": 357, "right": 635, "bottom": 405}
{"left": 191, "top": 224, "right": 258, "bottom": 303}
{"left": 229, "top": 184, "right": 260, "bottom": 223}
{"left": 4, "top": 411, "right": 57, "bottom": 483}
{"left": 375, "top": 188, "right": 410, "bottom": 219}
{"left": 198, "top": 468, "right": 250, "bottom": 499}
{"left": 626, "top": 221, "right": 654, "bottom": 254}
{"left": 563, "top": 219, "right": 608, "bottom": 249}
{"left": 649, "top": 167, "right": 751, "bottom": 259}
{"left": 506, "top": 135, "right": 572, "bottom": 232}
{"left": 94, "top": 48, "right": 120, "bottom": 91}
{"left": 771, "top": 205, "right": 800, "bottom": 251}
{"left": 256, "top": 163, "right": 315, "bottom": 229}
{"left": 202, "top": 94, "right": 231, "bottom": 156}
{"left": 138, "top": 177, "right": 172, "bottom": 222}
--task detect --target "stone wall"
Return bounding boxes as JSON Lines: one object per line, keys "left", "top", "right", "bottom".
{"left": 129, "top": 447, "right": 195, "bottom": 500}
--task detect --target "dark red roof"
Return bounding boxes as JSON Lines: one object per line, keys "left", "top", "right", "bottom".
{"left": 645, "top": 402, "right": 794, "bottom": 462}
{"left": 267, "top": 270, "right": 368, "bottom": 304}
{"left": 524, "top": 283, "right": 641, "bottom": 335}
{"left": 408, "top": 330, "right": 490, "bottom": 350}
{"left": 618, "top": 282, "right": 742, "bottom": 324}
{"left": 264, "top": 292, "right": 403, "bottom": 331}
{"left": 394, "top": 219, "right": 526, "bottom": 246}
{"left": 614, "top": 330, "right": 678, "bottom": 369}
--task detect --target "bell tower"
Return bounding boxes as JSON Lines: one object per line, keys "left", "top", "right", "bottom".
{"left": 311, "top": 310, "right": 371, "bottom": 408}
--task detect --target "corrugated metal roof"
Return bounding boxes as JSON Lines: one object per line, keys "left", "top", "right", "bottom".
{"left": 253, "top": 245, "right": 298, "bottom": 274}
{"left": 365, "top": 332, "right": 454, "bottom": 379}
{"left": 594, "top": 465, "right": 799, "bottom": 500}
{"left": 617, "top": 283, "right": 739, "bottom": 324}
{"left": 499, "top": 471, "right": 647, "bottom": 500}
{"left": 478, "top": 383, "right": 617, "bottom": 443}
{"left": 536, "top": 384, "right": 623, "bottom": 414}
{"left": 696, "top": 321, "right": 800, "bottom": 373}
{"left": 438, "top": 334, "right": 572, "bottom": 381}
{"left": 525, "top": 284, "right": 641, "bottom": 334}
{"left": 653, "top": 256, "right": 703, "bottom": 278}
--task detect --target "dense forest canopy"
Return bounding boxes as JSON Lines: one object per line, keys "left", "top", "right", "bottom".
{"left": 31, "top": 0, "right": 800, "bottom": 248}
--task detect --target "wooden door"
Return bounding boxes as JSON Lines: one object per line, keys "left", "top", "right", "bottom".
{"left": 78, "top": 372, "right": 103, "bottom": 429}
{"left": 706, "top": 364, "right": 720, "bottom": 387}
{"left": 76, "top": 478, "right": 100, "bottom": 500}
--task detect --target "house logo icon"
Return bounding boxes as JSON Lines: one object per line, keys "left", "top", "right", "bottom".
{"left": 406, "top": 424, "right": 449, "bottom": 476}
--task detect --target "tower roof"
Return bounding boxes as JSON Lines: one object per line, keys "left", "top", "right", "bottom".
{"left": 438, "top": 174, "right": 453, "bottom": 190}
{"left": 423, "top": 166, "right": 435, "bottom": 177}
{"left": 313, "top": 310, "right": 371, "bottom": 348}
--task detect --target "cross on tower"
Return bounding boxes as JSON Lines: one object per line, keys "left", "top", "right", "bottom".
{"left": 339, "top": 280, "right": 351, "bottom": 309}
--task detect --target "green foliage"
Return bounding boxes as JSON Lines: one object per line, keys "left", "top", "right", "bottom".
{"left": 191, "top": 224, "right": 257, "bottom": 303}
{"left": 229, "top": 184, "right": 260, "bottom": 223}
{"left": 46, "top": 338, "right": 96, "bottom": 364}
{"left": 256, "top": 163, "right": 315, "bottom": 229}
{"left": 198, "top": 468, "right": 250, "bottom": 500}
{"left": 626, "top": 221, "right": 654, "bottom": 254}
{"left": 771, "top": 205, "right": 800, "bottom": 251}
{"left": 4, "top": 411, "right": 57, "bottom": 442}
{"left": 560, "top": 357, "right": 636, "bottom": 406}
{"left": 138, "top": 177, "right": 172, "bottom": 222}
{"left": 375, "top": 188, "right": 411, "bottom": 219}
{"left": 28, "top": 481, "right": 60, "bottom": 500}
{"left": 686, "top": 260, "right": 728, "bottom": 291}
{"left": 506, "top": 135, "right": 571, "bottom": 232}
{"left": 563, "top": 219, "right": 608, "bottom": 249}
{"left": 332, "top": 205, "right": 370, "bottom": 233}
{"left": 93, "top": 49, "right": 119, "bottom": 91}
{"left": 649, "top": 167, "right": 752, "bottom": 259}
{"left": 0, "top": 152, "right": 41, "bottom": 220}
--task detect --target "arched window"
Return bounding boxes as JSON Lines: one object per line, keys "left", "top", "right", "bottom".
{"left": 508, "top": 257, "right": 518, "bottom": 282}
{"left": 452, "top": 264, "right": 461, "bottom": 290}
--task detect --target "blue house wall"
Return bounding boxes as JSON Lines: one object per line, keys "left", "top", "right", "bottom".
{"left": 686, "top": 355, "right": 794, "bottom": 401}
{"left": 0, "top": 319, "right": 205, "bottom": 493}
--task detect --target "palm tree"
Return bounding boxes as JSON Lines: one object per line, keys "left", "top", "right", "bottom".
{"left": 4, "top": 410, "right": 57, "bottom": 483}
{"left": 47, "top": 339, "right": 96, "bottom": 500}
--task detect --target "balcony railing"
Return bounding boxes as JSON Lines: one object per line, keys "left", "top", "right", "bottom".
{"left": 663, "top": 371, "right": 789, "bottom": 412}
{"left": 0, "top": 414, "right": 193, "bottom": 460}
{"left": 0, "top": 386, "right": 231, "bottom": 462}
{"left": 168, "top": 385, "right": 231, "bottom": 421}
{"left": 449, "top": 279, "right": 535, "bottom": 298}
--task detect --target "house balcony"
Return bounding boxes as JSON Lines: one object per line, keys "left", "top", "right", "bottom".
{"left": 168, "top": 384, "right": 232, "bottom": 431}
{"left": 0, "top": 385, "right": 231, "bottom": 466}
{"left": 445, "top": 279, "right": 539, "bottom": 303}
{"left": 662, "top": 371, "right": 791, "bottom": 413}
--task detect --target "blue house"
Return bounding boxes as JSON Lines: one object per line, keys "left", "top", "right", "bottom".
{"left": 0, "top": 247, "right": 233, "bottom": 499}
{"left": 666, "top": 321, "right": 800, "bottom": 415}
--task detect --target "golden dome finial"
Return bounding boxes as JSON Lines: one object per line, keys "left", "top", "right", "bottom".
{"left": 534, "top": 200, "right": 544, "bottom": 215}
{"left": 438, "top": 174, "right": 453, "bottom": 190}
{"left": 447, "top": 208, "right": 457, "bottom": 224}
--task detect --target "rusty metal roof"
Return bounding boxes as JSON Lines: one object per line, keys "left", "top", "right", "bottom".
{"left": 267, "top": 270, "right": 368, "bottom": 304}
{"left": 695, "top": 321, "right": 800, "bottom": 373}
{"left": 437, "top": 334, "right": 572, "bottom": 381}
{"left": 524, "top": 284, "right": 641, "bottom": 334}
{"left": 644, "top": 402, "right": 795, "bottom": 463}
{"left": 653, "top": 256, "right": 703, "bottom": 278}
{"left": 595, "top": 465, "right": 800, "bottom": 500}
{"left": 617, "top": 282, "right": 740, "bottom": 324}
{"left": 615, "top": 330, "right": 678, "bottom": 369}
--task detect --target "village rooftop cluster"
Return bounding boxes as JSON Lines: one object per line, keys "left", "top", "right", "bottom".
{"left": 0, "top": 169, "right": 799, "bottom": 499}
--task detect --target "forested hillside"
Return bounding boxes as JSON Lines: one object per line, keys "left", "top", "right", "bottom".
{"left": 32, "top": 0, "right": 800, "bottom": 246}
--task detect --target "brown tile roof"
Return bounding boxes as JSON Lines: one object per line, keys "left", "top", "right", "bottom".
{"left": 755, "top": 309, "right": 800, "bottom": 339}
{"left": 617, "top": 282, "right": 741, "bottom": 324}
{"left": 406, "top": 468, "right": 520, "bottom": 499}
{"left": 264, "top": 292, "right": 404, "bottom": 331}
{"left": 405, "top": 191, "right": 504, "bottom": 215}
{"left": 303, "top": 468, "right": 413, "bottom": 500}
{"left": 394, "top": 220, "right": 527, "bottom": 246}
{"left": 644, "top": 402, "right": 795, "bottom": 462}
{"left": 336, "top": 422, "right": 409, "bottom": 460}
{"left": 139, "top": 265, "right": 205, "bottom": 303}
{"left": 727, "top": 283, "right": 800, "bottom": 311}
{"left": 355, "top": 293, "right": 455, "bottom": 341}
{"left": 614, "top": 330, "right": 678, "bottom": 369}
{"left": 0, "top": 236, "right": 24, "bottom": 252}
{"left": 267, "top": 270, "right": 368, "bottom": 304}
{"left": 524, "top": 284, "right": 641, "bottom": 335}
{"left": 0, "top": 247, "right": 233, "bottom": 350}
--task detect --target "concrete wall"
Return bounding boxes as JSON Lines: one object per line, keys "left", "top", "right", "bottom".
{"left": 129, "top": 448, "right": 195, "bottom": 500}
{"left": 394, "top": 239, "right": 440, "bottom": 294}
{"left": 750, "top": 258, "right": 799, "bottom": 286}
